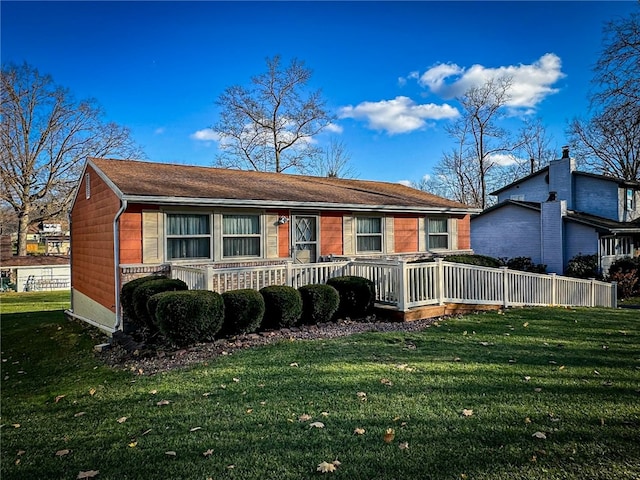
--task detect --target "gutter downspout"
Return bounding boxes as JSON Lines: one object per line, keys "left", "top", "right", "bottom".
{"left": 113, "top": 199, "right": 127, "bottom": 331}
{"left": 68, "top": 208, "right": 73, "bottom": 312}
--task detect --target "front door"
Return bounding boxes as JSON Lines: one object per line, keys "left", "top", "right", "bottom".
{"left": 293, "top": 215, "right": 318, "bottom": 263}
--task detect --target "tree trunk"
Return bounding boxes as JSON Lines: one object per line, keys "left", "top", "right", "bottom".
{"left": 17, "top": 210, "right": 30, "bottom": 256}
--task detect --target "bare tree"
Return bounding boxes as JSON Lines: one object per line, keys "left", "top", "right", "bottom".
{"left": 1, "top": 63, "right": 143, "bottom": 255}
{"left": 305, "top": 137, "right": 357, "bottom": 178}
{"left": 436, "top": 76, "right": 516, "bottom": 208}
{"left": 569, "top": 9, "right": 640, "bottom": 181}
{"left": 212, "top": 55, "right": 334, "bottom": 173}
{"left": 514, "top": 117, "right": 557, "bottom": 174}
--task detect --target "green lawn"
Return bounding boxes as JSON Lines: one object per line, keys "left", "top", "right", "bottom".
{"left": 1, "top": 292, "right": 639, "bottom": 480}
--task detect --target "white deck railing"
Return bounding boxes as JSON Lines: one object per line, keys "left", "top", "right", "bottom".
{"left": 170, "top": 258, "right": 617, "bottom": 310}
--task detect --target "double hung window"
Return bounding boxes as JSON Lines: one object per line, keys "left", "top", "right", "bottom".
{"left": 428, "top": 218, "right": 449, "bottom": 250}
{"left": 356, "top": 217, "right": 382, "bottom": 252}
{"left": 166, "top": 214, "right": 211, "bottom": 260}
{"left": 223, "top": 214, "right": 260, "bottom": 257}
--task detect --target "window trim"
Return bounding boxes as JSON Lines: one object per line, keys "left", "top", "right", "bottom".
{"left": 165, "top": 212, "right": 213, "bottom": 261}
{"left": 626, "top": 188, "right": 635, "bottom": 211}
{"left": 427, "top": 217, "right": 450, "bottom": 251}
{"left": 355, "top": 216, "right": 384, "bottom": 253}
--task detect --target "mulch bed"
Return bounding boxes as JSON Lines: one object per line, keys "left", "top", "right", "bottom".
{"left": 97, "top": 315, "right": 447, "bottom": 376}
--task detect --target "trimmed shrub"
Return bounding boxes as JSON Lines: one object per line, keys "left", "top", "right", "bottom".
{"left": 444, "top": 254, "right": 503, "bottom": 268}
{"left": 608, "top": 257, "right": 640, "bottom": 298}
{"left": 132, "top": 278, "right": 188, "bottom": 331}
{"left": 259, "top": 285, "right": 302, "bottom": 329}
{"left": 326, "top": 275, "right": 375, "bottom": 320}
{"left": 505, "top": 257, "right": 547, "bottom": 274}
{"left": 221, "top": 289, "right": 265, "bottom": 336}
{"left": 298, "top": 284, "right": 340, "bottom": 325}
{"left": 565, "top": 254, "right": 600, "bottom": 279}
{"left": 153, "top": 290, "right": 224, "bottom": 347}
{"left": 121, "top": 275, "right": 166, "bottom": 328}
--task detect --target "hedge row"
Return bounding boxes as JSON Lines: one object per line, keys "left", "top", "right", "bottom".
{"left": 121, "top": 275, "right": 374, "bottom": 347}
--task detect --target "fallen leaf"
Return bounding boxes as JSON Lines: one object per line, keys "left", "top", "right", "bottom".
{"left": 12, "top": 424, "right": 20, "bottom": 428}
{"left": 461, "top": 409, "right": 473, "bottom": 417}
{"left": 380, "top": 378, "right": 393, "bottom": 386}
{"left": 190, "top": 427, "right": 202, "bottom": 432}
{"left": 354, "top": 427, "right": 366, "bottom": 435}
{"left": 298, "top": 414, "right": 312, "bottom": 422}
{"left": 356, "top": 391, "right": 367, "bottom": 400}
{"left": 149, "top": 389, "right": 158, "bottom": 395}
{"left": 74, "top": 412, "right": 86, "bottom": 417}
{"left": 128, "top": 441, "right": 137, "bottom": 448}
{"left": 246, "top": 408, "right": 253, "bottom": 414}
{"left": 56, "top": 449, "right": 71, "bottom": 456}
{"left": 77, "top": 471, "right": 99, "bottom": 479}
{"left": 203, "top": 449, "right": 214, "bottom": 457}
{"left": 532, "top": 431, "right": 547, "bottom": 439}
{"left": 141, "top": 429, "right": 152, "bottom": 436}
{"left": 602, "top": 381, "right": 613, "bottom": 387}
{"left": 309, "top": 421, "right": 325, "bottom": 428}
{"left": 523, "top": 376, "right": 531, "bottom": 382}
{"left": 594, "top": 370, "right": 600, "bottom": 375}
{"left": 321, "top": 411, "right": 329, "bottom": 417}
{"left": 399, "top": 441, "right": 409, "bottom": 450}
{"left": 559, "top": 365, "right": 565, "bottom": 370}
{"left": 156, "top": 400, "right": 171, "bottom": 406}
{"left": 523, "top": 322, "right": 529, "bottom": 327}
{"left": 534, "top": 388, "right": 542, "bottom": 392}
{"left": 89, "top": 388, "right": 96, "bottom": 396}
{"left": 524, "top": 417, "right": 532, "bottom": 424}
{"left": 383, "top": 428, "right": 395, "bottom": 443}
{"left": 289, "top": 362, "right": 299, "bottom": 367}
{"left": 116, "top": 417, "right": 128, "bottom": 424}
{"left": 55, "top": 395, "right": 66, "bottom": 403}
{"left": 232, "top": 378, "right": 240, "bottom": 383}
{"left": 317, "top": 461, "right": 337, "bottom": 473}
{"left": 17, "top": 450, "right": 25, "bottom": 456}
{"left": 165, "top": 451, "right": 177, "bottom": 456}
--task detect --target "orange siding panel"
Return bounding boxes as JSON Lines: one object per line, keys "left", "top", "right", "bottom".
{"left": 457, "top": 214, "right": 471, "bottom": 250}
{"left": 320, "top": 212, "right": 343, "bottom": 256}
{"left": 394, "top": 215, "right": 419, "bottom": 253}
{"left": 71, "top": 166, "right": 121, "bottom": 312}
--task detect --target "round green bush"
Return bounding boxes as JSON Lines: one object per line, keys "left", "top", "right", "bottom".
{"left": 221, "top": 289, "right": 265, "bottom": 336}
{"left": 132, "top": 278, "right": 188, "bottom": 331}
{"left": 565, "top": 254, "right": 600, "bottom": 279}
{"left": 326, "top": 275, "right": 375, "bottom": 320}
{"left": 298, "top": 284, "right": 340, "bottom": 324}
{"left": 259, "top": 285, "right": 302, "bottom": 329}
{"left": 121, "top": 275, "right": 166, "bottom": 328}
{"left": 153, "top": 290, "right": 224, "bottom": 347}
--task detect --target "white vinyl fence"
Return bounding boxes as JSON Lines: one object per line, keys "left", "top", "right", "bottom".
{"left": 171, "top": 258, "right": 617, "bottom": 310}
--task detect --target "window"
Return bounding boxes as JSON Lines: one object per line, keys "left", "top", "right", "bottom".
{"left": 223, "top": 214, "right": 260, "bottom": 257}
{"left": 428, "top": 218, "right": 449, "bottom": 250}
{"left": 626, "top": 188, "right": 635, "bottom": 211}
{"left": 356, "top": 217, "right": 382, "bottom": 252}
{"left": 166, "top": 214, "right": 211, "bottom": 260}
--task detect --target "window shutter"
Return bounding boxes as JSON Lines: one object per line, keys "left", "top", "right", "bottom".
{"left": 266, "top": 214, "right": 279, "bottom": 258}
{"left": 343, "top": 215, "right": 354, "bottom": 255}
{"left": 385, "top": 216, "right": 394, "bottom": 253}
{"left": 142, "top": 211, "right": 164, "bottom": 263}
{"left": 418, "top": 217, "right": 426, "bottom": 251}
{"left": 448, "top": 217, "right": 458, "bottom": 250}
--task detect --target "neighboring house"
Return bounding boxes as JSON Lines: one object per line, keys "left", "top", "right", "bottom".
{"left": 0, "top": 255, "right": 70, "bottom": 292}
{"left": 471, "top": 147, "right": 640, "bottom": 274}
{"left": 68, "top": 157, "right": 479, "bottom": 334}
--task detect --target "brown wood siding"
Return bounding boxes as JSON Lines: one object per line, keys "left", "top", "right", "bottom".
{"left": 457, "top": 214, "right": 471, "bottom": 250}
{"left": 394, "top": 215, "right": 419, "bottom": 253}
{"left": 71, "top": 166, "right": 121, "bottom": 312}
{"left": 277, "top": 210, "right": 290, "bottom": 257}
{"left": 119, "top": 204, "right": 158, "bottom": 264}
{"left": 320, "top": 212, "right": 343, "bottom": 256}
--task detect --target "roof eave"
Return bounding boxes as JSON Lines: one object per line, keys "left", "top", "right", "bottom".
{"left": 121, "top": 194, "right": 480, "bottom": 214}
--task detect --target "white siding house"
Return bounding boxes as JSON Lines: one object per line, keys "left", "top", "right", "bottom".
{"left": 471, "top": 147, "right": 640, "bottom": 274}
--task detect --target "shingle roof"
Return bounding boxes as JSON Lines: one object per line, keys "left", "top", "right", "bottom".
{"left": 89, "top": 158, "right": 476, "bottom": 212}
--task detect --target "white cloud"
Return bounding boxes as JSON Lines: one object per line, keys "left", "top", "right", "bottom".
{"left": 154, "top": 127, "right": 165, "bottom": 135}
{"left": 324, "top": 123, "right": 343, "bottom": 134}
{"left": 488, "top": 153, "right": 519, "bottom": 167}
{"left": 339, "top": 96, "right": 459, "bottom": 134}
{"left": 415, "top": 53, "right": 565, "bottom": 108}
{"left": 398, "top": 180, "right": 413, "bottom": 187}
{"left": 190, "top": 128, "right": 220, "bottom": 141}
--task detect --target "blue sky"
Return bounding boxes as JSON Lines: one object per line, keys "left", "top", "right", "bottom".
{"left": 2, "top": 1, "right": 637, "bottom": 184}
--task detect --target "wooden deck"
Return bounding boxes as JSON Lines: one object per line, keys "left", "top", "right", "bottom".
{"left": 374, "top": 303, "right": 503, "bottom": 322}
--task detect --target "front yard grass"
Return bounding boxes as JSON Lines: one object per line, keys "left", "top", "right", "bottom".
{"left": 1, "top": 292, "right": 639, "bottom": 479}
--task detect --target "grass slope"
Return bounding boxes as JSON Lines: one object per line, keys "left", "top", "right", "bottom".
{"left": 1, "top": 292, "right": 639, "bottom": 480}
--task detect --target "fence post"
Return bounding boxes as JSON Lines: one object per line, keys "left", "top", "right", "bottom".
{"left": 397, "top": 260, "right": 408, "bottom": 311}
{"left": 500, "top": 266, "right": 509, "bottom": 308}
{"left": 550, "top": 273, "right": 557, "bottom": 306}
{"left": 610, "top": 281, "right": 617, "bottom": 308}
{"left": 437, "top": 258, "right": 445, "bottom": 305}
{"left": 286, "top": 261, "right": 293, "bottom": 287}
{"left": 589, "top": 278, "right": 595, "bottom": 307}
{"left": 205, "top": 266, "right": 213, "bottom": 292}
